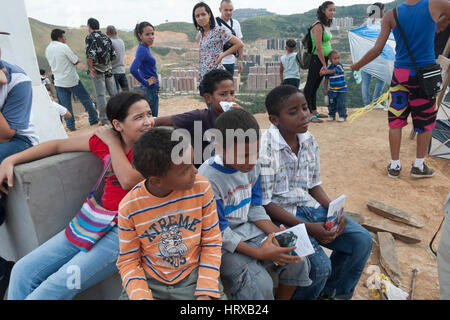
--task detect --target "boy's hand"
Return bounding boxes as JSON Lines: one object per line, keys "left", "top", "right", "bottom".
{"left": 0, "top": 159, "right": 15, "bottom": 196}
{"left": 196, "top": 295, "right": 212, "bottom": 300}
{"left": 307, "top": 222, "right": 337, "bottom": 244}
{"left": 335, "top": 215, "right": 348, "bottom": 238}
{"left": 259, "top": 233, "right": 301, "bottom": 266}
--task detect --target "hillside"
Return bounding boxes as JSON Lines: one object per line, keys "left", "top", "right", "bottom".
{"left": 240, "top": 1, "right": 398, "bottom": 42}
{"left": 29, "top": 17, "right": 136, "bottom": 74}
{"left": 233, "top": 8, "right": 275, "bottom": 22}
{"left": 29, "top": 18, "right": 199, "bottom": 94}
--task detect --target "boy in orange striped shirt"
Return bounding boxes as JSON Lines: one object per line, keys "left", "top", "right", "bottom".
{"left": 116, "top": 127, "right": 225, "bottom": 300}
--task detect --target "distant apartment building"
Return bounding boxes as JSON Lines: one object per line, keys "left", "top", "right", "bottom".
{"left": 266, "top": 39, "right": 301, "bottom": 51}
{"left": 331, "top": 17, "right": 354, "bottom": 30}
{"left": 241, "top": 54, "right": 262, "bottom": 75}
{"left": 154, "top": 69, "right": 240, "bottom": 93}
{"left": 247, "top": 62, "right": 282, "bottom": 90}
{"left": 159, "top": 69, "right": 198, "bottom": 93}
{"left": 267, "top": 39, "right": 285, "bottom": 50}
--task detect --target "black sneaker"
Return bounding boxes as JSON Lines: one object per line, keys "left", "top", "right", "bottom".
{"left": 317, "top": 291, "right": 336, "bottom": 300}
{"left": 411, "top": 164, "right": 436, "bottom": 179}
{"left": 0, "top": 260, "right": 15, "bottom": 300}
{"left": 89, "top": 120, "right": 99, "bottom": 126}
{"left": 387, "top": 164, "right": 401, "bottom": 179}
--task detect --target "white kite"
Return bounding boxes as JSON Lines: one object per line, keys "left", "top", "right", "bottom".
{"left": 348, "top": 23, "right": 397, "bottom": 122}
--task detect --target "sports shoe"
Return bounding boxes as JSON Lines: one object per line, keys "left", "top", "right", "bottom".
{"left": 410, "top": 164, "right": 436, "bottom": 179}
{"left": 387, "top": 164, "right": 401, "bottom": 179}
{"left": 337, "top": 118, "right": 345, "bottom": 122}
{"left": 327, "top": 116, "right": 335, "bottom": 121}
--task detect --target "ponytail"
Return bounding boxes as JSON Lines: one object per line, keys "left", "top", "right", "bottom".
{"left": 134, "top": 21, "right": 154, "bottom": 42}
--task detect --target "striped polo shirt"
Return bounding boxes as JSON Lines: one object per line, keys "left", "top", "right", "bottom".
{"left": 198, "top": 156, "right": 271, "bottom": 254}
{"left": 116, "top": 176, "right": 222, "bottom": 300}
{"left": 325, "top": 62, "right": 347, "bottom": 92}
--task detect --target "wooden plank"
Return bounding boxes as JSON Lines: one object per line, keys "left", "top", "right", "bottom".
{"left": 378, "top": 232, "right": 402, "bottom": 287}
{"left": 367, "top": 200, "right": 425, "bottom": 228}
{"left": 343, "top": 211, "right": 364, "bottom": 225}
{"left": 362, "top": 219, "right": 421, "bottom": 244}
{"left": 437, "top": 54, "right": 450, "bottom": 108}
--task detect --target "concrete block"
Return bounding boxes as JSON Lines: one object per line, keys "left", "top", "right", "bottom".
{"left": 0, "top": 152, "right": 123, "bottom": 300}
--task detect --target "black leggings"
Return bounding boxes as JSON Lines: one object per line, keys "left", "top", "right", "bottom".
{"left": 304, "top": 55, "right": 328, "bottom": 112}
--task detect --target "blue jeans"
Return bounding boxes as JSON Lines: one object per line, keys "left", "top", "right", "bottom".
{"left": 328, "top": 91, "right": 348, "bottom": 120}
{"left": 292, "top": 206, "right": 372, "bottom": 300}
{"left": 113, "top": 73, "right": 129, "bottom": 92}
{"left": 56, "top": 81, "right": 99, "bottom": 130}
{"left": 144, "top": 86, "right": 159, "bottom": 117}
{"left": 361, "top": 71, "right": 386, "bottom": 106}
{"left": 7, "top": 227, "right": 119, "bottom": 300}
{"left": 223, "top": 64, "right": 235, "bottom": 77}
{"left": 283, "top": 78, "right": 300, "bottom": 88}
{"left": 0, "top": 134, "right": 33, "bottom": 163}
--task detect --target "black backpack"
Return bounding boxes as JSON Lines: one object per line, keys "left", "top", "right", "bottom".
{"left": 296, "top": 22, "right": 324, "bottom": 70}
{"left": 216, "top": 17, "right": 239, "bottom": 58}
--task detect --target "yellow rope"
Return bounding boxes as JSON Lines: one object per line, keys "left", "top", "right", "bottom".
{"left": 348, "top": 91, "right": 391, "bottom": 124}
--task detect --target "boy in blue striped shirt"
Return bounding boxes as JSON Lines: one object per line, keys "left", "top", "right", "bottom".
{"left": 323, "top": 51, "right": 348, "bottom": 122}
{"left": 198, "top": 109, "right": 311, "bottom": 300}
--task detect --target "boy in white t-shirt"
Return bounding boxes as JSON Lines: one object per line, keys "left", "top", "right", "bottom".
{"left": 280, "top": 39, "right": 300, "bottom": 89}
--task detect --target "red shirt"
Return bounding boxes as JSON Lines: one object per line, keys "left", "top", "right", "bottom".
{"left": 89, "top": 135, "right": 133, "bottom": 211}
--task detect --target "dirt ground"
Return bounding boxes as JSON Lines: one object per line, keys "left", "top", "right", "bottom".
{"left": 68, "top": 96, "right": 450, "bottom": 300}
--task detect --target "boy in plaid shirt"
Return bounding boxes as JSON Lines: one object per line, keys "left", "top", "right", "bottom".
{"left": 259, "top": 85, "right": 372, "bottom": 300}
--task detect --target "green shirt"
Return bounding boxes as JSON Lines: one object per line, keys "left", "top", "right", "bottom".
{"left": 311, "top": 27, "right": 332, "bottom": 57}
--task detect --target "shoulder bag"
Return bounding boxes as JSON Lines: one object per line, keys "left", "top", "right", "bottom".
{"left": 393, "top": 8, "right": 442, "bottom": 98}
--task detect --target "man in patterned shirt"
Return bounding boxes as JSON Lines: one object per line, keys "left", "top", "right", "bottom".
{"left": 85, "top": 18, "right": 117, "bottom": 125}
{"left": 259, "top": 85, "right": 372, "bottom": 300}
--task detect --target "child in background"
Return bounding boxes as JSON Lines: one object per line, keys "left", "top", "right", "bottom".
{"left": 323, "top": 50, "right": 348, "bottom": 122}
{"left": 50, "top": 96, "right": 72, "bottom": 122}
{"left": 280, "top": 39, "right": 301, "bottom": 88}
{"left": 40, "top": 69, "right": 55, "bottom": 98}
{"left": 260, "top": 85, "right": 372, "bottom": 300}
{"left": 155, "top": 69, "right": 240, "bottom": 167}
{"left": 116, "top": 127, "right": 225, "bottom": 300}
{"left": 198, "top": 108, "right": 311, "bottom": 300}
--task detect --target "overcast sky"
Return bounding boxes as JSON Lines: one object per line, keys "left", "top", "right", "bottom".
{"left": 24, "top": 0, "right": 392, "bottom": 30}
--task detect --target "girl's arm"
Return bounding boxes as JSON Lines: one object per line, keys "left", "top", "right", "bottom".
{"left": 216, "top": 35, "right": 244, "bottom": 65}
{"left": 311, "top": 24, "right": 327, "bottom": 69}
{"left": 0, "top": 134, "right": 91, "bottom": 193}
{"left": 0, "top": 113, "right": 16, "bottom": 144}
{"left": 93, "top": 127, "right": 144, "bottom": 190}
{"left": 130, "top": 47, "right": 149, "bottom": 87}
{"left": 351, "top": 11, "right": 394, "bottom": 71}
